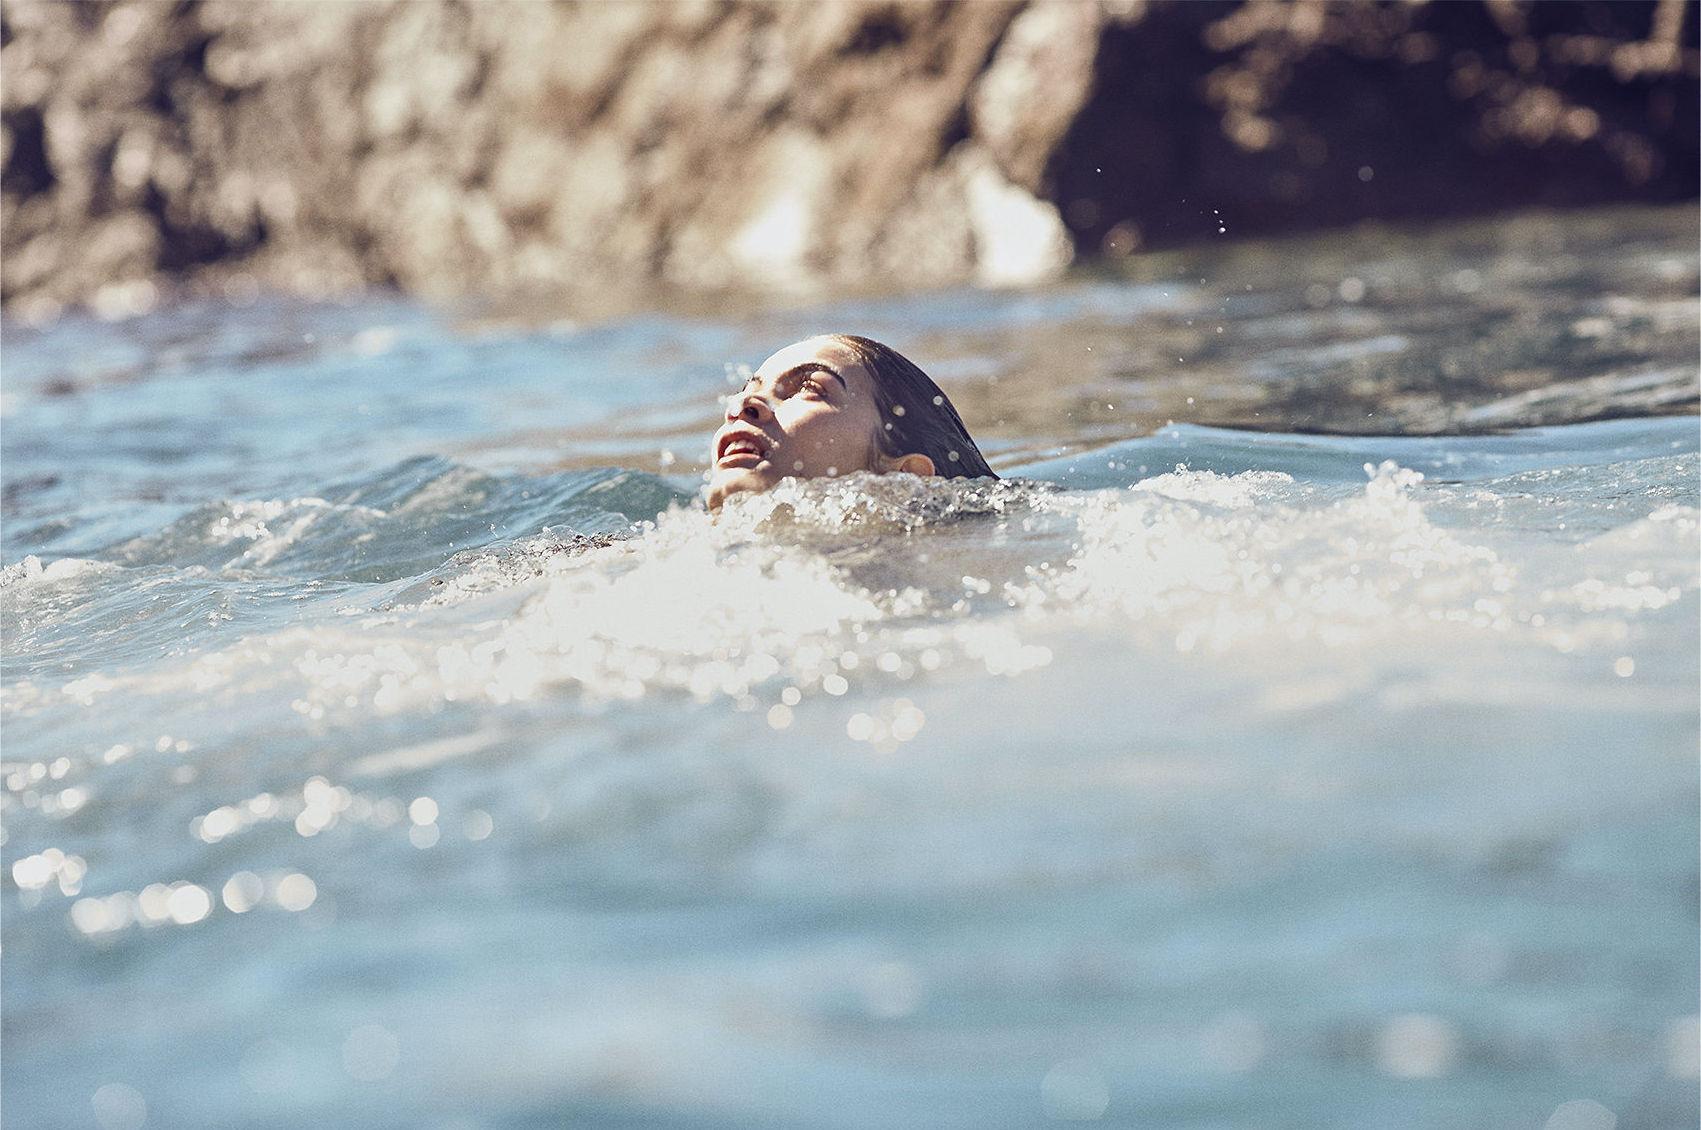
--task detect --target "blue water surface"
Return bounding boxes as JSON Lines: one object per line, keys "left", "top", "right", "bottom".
{"left": 2, "top": 207, "right": 1697, "bottom": 1130}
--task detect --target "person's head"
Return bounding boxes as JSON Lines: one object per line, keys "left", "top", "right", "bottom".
{"left": 706, "top": 334, "right": 996, "bottom": 510}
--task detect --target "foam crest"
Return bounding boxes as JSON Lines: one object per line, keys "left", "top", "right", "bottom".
{"left": 0, "top": 555, "right": 117, "bottom": 590}
{"left": 10, "top": 452, "right": 1691, "bottom": 734}
{"left": 279, "top": 503, "right": 910, "bottom": 715}
{"left": 712, "top": 470, "right": 1056, "bottom": 537}
{"left": 1130, "top": 465, "right": 1297, "bottom": 507}
{"left": 1020, "top": 461, "right": 1516, "bottom": 653}
{"left": 490, "top": 518, "right": 895, "bottom": 703}
{"left": 273, "top": 481, "right": 1086, "bottom": 717}
{"left": 110, "top": 496, "right": 388, "bottom": 574}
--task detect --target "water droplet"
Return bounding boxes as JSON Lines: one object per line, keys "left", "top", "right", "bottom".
{"left": 1543, "top": 1099, "right": 1617, "bottom": 1130}
{"left": 91, "top": 1082, "right": 147, "bottom": 1130}
{"left": 1040, "top": 1059, "right": 1109, "bottom": 1121}
{"left": 1376, "top": 1013, "right": 1459, "bottom": 1078}
{"left": 342, "top": 1024, "right": 400, "bottom": 1083}
{"left": 274, "top": 873, "right": 317, "bottom": 912}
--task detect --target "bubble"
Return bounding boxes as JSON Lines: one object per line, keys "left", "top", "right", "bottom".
{"left": 222, "top": 871, "right": 265, "bottom": 913}
{"left": 91, "top": 1083, "right": 147, "bottom": 1130}
{"left": 1103, "top": 221, "right": 1140, "bottom": 257}
{"left": 137, "top": 884, "right": 172, "bottom": 924}
{"left": 198, "top": 806, "right": 241, "bottom": 842}
{"left": 166, "top": 883, "right": 212, "bottom": 925}
{"left": 1376, "top": 1013, "right": 1459, "bottom": 1078}
{"left": 71, "top": 897, "right": 114, "bottom": 936}
{"left": 1667, "top": 1016, "right": 1699, "bottom": 1079}
{"left": 1543, "top": 1100, "right": 1617, "bottom": 1130}
{"left": 408, "top": 797, "right": 438, "bottom": 825}
{"left": 11, "top": 851, "right": 56, "bottom": 890}
{"left": 1612, "top": 656, "right": 1635, "bottom": 677}
{"left": 1203, "top": 1012, "right": 1266, "bottom": 1072}
{"left": 408, "top": 822, "right": 441, "bottom": 849}
{"left": 51, "top": 850, "right": 85, "bottom": 898}
{"left": 822, "top": 674, "right": 849, "bottom": 696}
{"left": 91, "top": 1082, "right": 149, "bottom": 1123}
{"left": 350, "top": 325, "right": 398, "bottom": 358}
{"left": 863, "top": 961, "right": 922, "bottom": 1019}
{"left": 274, "top": 873, "right": 317, "bottom": 912}
{"left": 463, "top": 809, "right": 494, "bottom": 841}
{"left": 766, "top": 704, "right": 794, "bottom": 730}
{"left": 54, "top": 786, "right": 86, "bottom": 820}
{"left": 1358, "top": 165, "right": 1375, "bottom": 182}
{"left": 1040, "top": 1059, "right": 1109, "bottom": 1121}
{"left": 342, "top": 1024, "right": 400, "bottom": 1082}
{"left": 889, "top": 701, "right": 925, "bottom": 742}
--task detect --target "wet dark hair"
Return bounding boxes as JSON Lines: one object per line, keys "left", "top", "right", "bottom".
{"left": 829, "top": 334, "right": 998, "bottom": 480}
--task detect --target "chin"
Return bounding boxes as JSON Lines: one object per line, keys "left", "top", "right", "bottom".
{"left": 706, "top": 467, "right": 775, "bottom": 510}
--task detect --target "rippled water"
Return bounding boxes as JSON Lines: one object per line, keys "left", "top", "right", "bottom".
{"left": 3, "top": 207, "right": 1698, "bottom": 1130}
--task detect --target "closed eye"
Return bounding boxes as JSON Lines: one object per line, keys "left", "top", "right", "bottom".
{"left": 742, "top": 363, "right": 847, "bottom": 401}
{"left": 785, "top": 365, "right": 841, "bottom": 399}
{"left": 771, "top": 374, "right": 813, "bottom": 400}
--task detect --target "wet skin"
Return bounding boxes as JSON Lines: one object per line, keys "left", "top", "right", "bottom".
{"left": 706, "top": 337, "right": 932, "bottom": 511}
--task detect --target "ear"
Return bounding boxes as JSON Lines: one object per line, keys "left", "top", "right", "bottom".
{"left": 891, "top": 452, "right": 935, "bottom": 477}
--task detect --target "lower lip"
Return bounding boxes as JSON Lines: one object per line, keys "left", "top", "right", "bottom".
{"left": 717, "top": 450, "right": 766, "bottom": 468}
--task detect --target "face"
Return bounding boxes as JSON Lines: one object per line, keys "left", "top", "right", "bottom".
{"left": 707, "top": 337, "right": 891, "bottom": 510}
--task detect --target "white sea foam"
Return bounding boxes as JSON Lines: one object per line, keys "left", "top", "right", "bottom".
{"left": 0, "top": 555, "right": 117, "bottom": 589}
{"left": 22, "top": 459, "right": 1692, "bottom": 735}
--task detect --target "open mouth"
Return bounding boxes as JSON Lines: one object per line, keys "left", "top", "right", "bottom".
{"left": 716, "top": 430, "right": 771, "bottom": 466}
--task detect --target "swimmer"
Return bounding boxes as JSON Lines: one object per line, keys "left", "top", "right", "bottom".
{"left": 707, "top": 334, "right": 996, "bottom": 510}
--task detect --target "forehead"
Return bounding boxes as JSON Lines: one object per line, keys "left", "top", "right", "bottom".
{"left": 755, "top": 337, "right": 868, "bottom": 386}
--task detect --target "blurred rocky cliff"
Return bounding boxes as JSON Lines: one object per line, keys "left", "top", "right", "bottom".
{"left": 2, "top": 0, "right": 1695, "bottom": 319}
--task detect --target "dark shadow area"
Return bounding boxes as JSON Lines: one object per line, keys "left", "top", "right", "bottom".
{"left": 1053, "top": 0, "right": 1699, "bottom": 254}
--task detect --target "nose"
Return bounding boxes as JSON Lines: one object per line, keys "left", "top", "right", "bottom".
{"left": 726, "top": 388, "right": 774, "bottom": 424}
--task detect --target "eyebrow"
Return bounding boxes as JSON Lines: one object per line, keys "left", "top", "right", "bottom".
{"left": 746, "top": 363, "right": 848, "bottom": 392}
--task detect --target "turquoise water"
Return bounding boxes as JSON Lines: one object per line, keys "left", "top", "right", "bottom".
{"left": 2, "top": 207, "right": 1697, "bottom": 1129}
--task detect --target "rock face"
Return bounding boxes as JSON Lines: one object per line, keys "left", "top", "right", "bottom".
{"left": 1, "top": 0, "right": 1695, "bottom": 318}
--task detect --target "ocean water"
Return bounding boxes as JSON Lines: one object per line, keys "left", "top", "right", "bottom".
{"left": 2, "top": 207, "right": 1697, "bottom": 1130}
